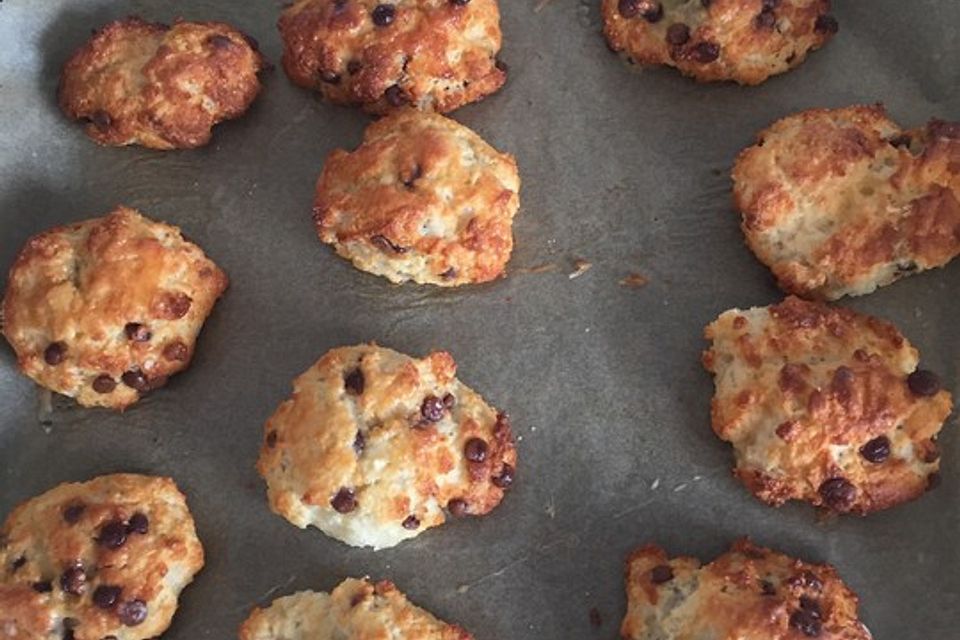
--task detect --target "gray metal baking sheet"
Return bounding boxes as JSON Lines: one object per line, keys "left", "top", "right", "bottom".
{"left": 1, "top": 1, "right": 958, "bottom": 638}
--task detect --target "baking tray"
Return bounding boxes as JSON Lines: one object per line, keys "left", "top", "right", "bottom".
{"left": 1, "top": 1, "right": 958, "bottom": 638}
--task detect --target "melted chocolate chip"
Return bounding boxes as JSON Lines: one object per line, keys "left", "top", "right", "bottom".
{"left": 91, "top": 110, "right": 112, "bottom": 130}
{"left": 344, "top": 368, "right": 365, "bottom": 395}
{"left": 127, "top": 513, "right": 149, "bottom": 535}
{"left": 353, "top": 431, "right": 365, "bottom": 455}
{"left": 124, "top": 323, "right": 151, "bottom": 342}
{"left": 814, "top": 14, "right": 838, "bottom": 34}
{"left": 402, "top": 515, "right": 420, "bottom": 529}
{"left": 93, "top": 585, "right": 122, "bottom": 609}
{"left": 60, "top": 566, "right": 86, "bottom": 595}
{"left": 207, "top": 34, "right": 234, "bottom": 49}
{"left": 164, "top": 293, "right": 192, "bottom": 319}
{"left": 650, "top": 565, "right": 673, "bottom": 584}
{"left": 402, "top": 164, "right": 422, "bottom": 188}
{"left": 371, "top": 4, "right": 396, "bottom": 26}
{"left": 859, "top": 436, "right": 891, "bottom": 463}
{"left": 33, "top": 580, "right": 52, "bottom": 592}
{"left": 617, "top": 0, "right": 642, "bottom": 18}
{"left": 666, "top": 23, "right": 690, "bottom": 46}
{"left": 907, "top": 369, "right": 941, "bottom": 396}
{"left": 117, "top": 599, "right": 148, "bottom": 626}
{"left": 162, "top": 341, "right": 189, "bottom": 361}
{"left": 97, "top": 521, "right": 128, "bottom": 549}
{"left": 447, "top": 498, "right": 468, "bottom": 517}
{"left": 442, "top": 393, "right": 456, "bottom": 408}
{"left": 420, "top": 395, "right": 446, "bottom": 422}
{"left": 492, "top": 463, "right": 514, "bottom": 488}
{"left": 12, "top": 556, "right": 26, "bottom": 571}
{"left": 691, "top": 41, "right": 720, "bottom": 63}
{"left": 331, "top": 488, "right": 358, "bottom": 513}
{"left": 755, "top": 8, "right": 776, "bottom": 29}
{"left": 450, "top": 0, "right": 471, "bottom": 5}
{"left": 320, "top": 70, "right": 341, "bottom": 84}
{"left": 790, "top": 609, "right": 822, "bottom": 637}
{"left": 888, "top": 133, "right": 912, "bottom": 149}
{"left": 799, "top": 596, "right": 822, "bottom": 618}
{"left": 371, "top": 234, "right": 407, "bottom": 253}
{"left": 384, "top": 84, "right": 409, "bottom": 107}
{"left": 464, "top": 437, "right": 488, "bottom": 463}
{"left": 760, "top": 580, "right": 776, "bottom": 595}
{"left": 44, "top": 342, "right": 66, "bottom": 365}
{"left": 789, "top": 571, "right": 823, "bottom": 592}
{"left": 440, "top": 267, "right": 458, "bottom": 280}
{"left": 638, "top": 0, "right": 663, "bottom": 22}
{"left": 347, "top": 60, "right": 363, "bottom": 75}
{"left": 818, "top": 477, "right": 856, "bottom": 511}
{"left": 62, "top": 503, "right": 85, "bottom": 524}
{"left": 92, "top": 375, "right": 116, "bottom": 394}
{"left": 121, "top": 370, "right": 150, "bottom": 392}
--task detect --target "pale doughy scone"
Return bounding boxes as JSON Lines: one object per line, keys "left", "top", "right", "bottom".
{"left": 702, "top": 296, "right": 952, "bottom": 514}
{"left": 239, "top": 578, "right": 472, "bottom": 640}
{"left": 1, "top": 206, "right": 229, "bottom": 410}
{"left": 59, "top": 17, "right": 265, "bottom": 149}
{"left": 313, "top": 110, "right": 520, "bottom": 286}
{"left": 602, "top": 0, "right": 836, "bottom": 85}
{"left": 622, "top": 539, "right": 872, "bottom": 640}
{"left": 257, "top": 343, "right": 517, "bottom": 549}
{"left": 734, "top": 106, "right": 960, "bottom": 299}
{"left": 278, "top": 0, "right": 506, "bottom": 114}
{"left": 0, "top": 474, "right": 204, "bottom": 640}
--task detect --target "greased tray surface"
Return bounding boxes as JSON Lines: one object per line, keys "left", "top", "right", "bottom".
{"left": 1, "top": 1, "right": 958, "bottom": 638}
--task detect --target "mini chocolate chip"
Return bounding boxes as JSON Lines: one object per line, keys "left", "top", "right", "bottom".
{"left": 492, "top": 463, "right": 514, "bottom": 488}
{"left": 266, "top": 431, "right": 277, "bottom": 448}
{"left": 447, "top": 498, "right": 468, "bottom": 517}
{"left": 117, "top": 599, "right": 148, "bottom": 626}
{"left": 127, "top": 513, "right": 149, "bottom": 535}
{"left": 12, "top": 556, "right": 26, "bottom": 570}
{"left": 91, "top": 110, "right": 111, "bottom": 130}
{"left": 589, "top": 607, "right": 602, "bottom": 627}
{"left": 384, "top": 84, "right": 409, "bottom": 107}
{"left": 163, "top": 293, "right": 192, "bottom": 319}
{"left": 421, "top": 395, "right": 446, "bottom": 422}
{"left": 124, "top": 323, "right": 151, "bottom": 342}
{"left": 44, "top": 342, "right": 66, "bottom": 365}
{"left": 818, "top": 477, "right": 856, "bottom": 511}
{"left": 691, "top": 41, "right": 720, "bottom": 63}
{"left": 353, "top": 431, "right": 365, "bottom": 455}
{"left": 666, "top": 23, "right": 690, "bottom": 46}
{"left": 97, "top": 521, "right": 128, "bottom": 549}
{"left": 207, "top": 34, "right": 234, "bottom": 49}
{"left": 464, "top": 437, "right": 488, "bottom": 463}
{"left": 344, "top": 368, "right": 365, "bottom": 395}
{"left": 320, "top": 70, "right": 341, "bottom": 84}
{"left": 371, "top": 234, "right": 407, "bottom": 253}
{"left": 347, "top": 60, "right": 363, "bottom": 75}
{"left": 63, "top": 503, "right": 85, "bottom": 524}
{"left": 60, "top": 566, "right": 86, "bottom": 595}
{"left": 371, "top": 4, "right": 396, "bottom": 26}
{"left": 93, "top": 585, "right": 122, "bottom": 609}
{"left": 93, "top": 375, "right": 116, "bottom": 394}
{"left": 442, "top": 393, "right": 455, "bottom": 408}
{"left": 632, "top": 0, "right": 663, "bottom": 22}
{"left": 790, "top": 609, "right": 822, "bottom": 637}
{"left": 331, "top": 488, "right": 358, "bottom": 513}
{"left": 33, "top": 581, "right": 53, "bottom": 593}
{"left": 450, "top": 0, "right": 471, "bottom": 5}
{"left": 799, "top": 596, "right": 821, "bottom": 618}
{"left": 121, "top": 370, "right": 150, "bottom": 392}
{"left": 650, "top": 565, "right": 673, "bottom": 584}
{"left": 755, "top": 8, "right": 776, "bottom": 28}
{"left": 814, "top": 14, "right": 838, "bottom": 34}
{"left": 162, "top": 341, "right": 189, "bottom": 361}
{"left": 859, "top": 436, "right": 891, "bottom": 463}
{"left": 402, "top": 164, "right": 422, "bottom": 188}
{"left": 402, "top": 515, "right": 420, "bottom": 529}
{"left": 760, "top": 580, "right": 776, "bottom": 595}
{"left": 907, "top": 369, "right": 941, "bottom": 396}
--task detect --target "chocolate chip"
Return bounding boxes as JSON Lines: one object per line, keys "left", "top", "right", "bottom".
{"left": 691, "top": 41, "right": 720, "bottom": 63}
{"left": 371, "top": 234, "right": 407, "bottom": 253}
{"left": 440, "top": 267, "right": 458, "bottom": 280}
{"left": 790, "top": 609, "right": 822, "bottom": 637}
{"left": 755, "top": 8, "right": 776, "bottom": 29}
{"left": 161, "top": 292, "right": 192, "bottom": 319}
{"left": 44, "top": 342, "right": 66, "bottom": 365}
{"left": 371, "top": 4, "right": 396, "bottom": 26}
{"left": 888, "top": 133, "right": 912, "bottom": 149}
{"left": 799, "top": 596, "right": 821, "bottom": 618}
{"left": 121, "top": 370, "right": 150, "bottom": 392}
{"left": 331, "top": 488, "right": 357, "bottom": 513}
{"left": 92, "top": 375, "right": 116, "bottom": 394}
{"left": 442, "top": 393, "right": 456, "bottom": 408}
{"left": 818, "top": 477, "right": 856, "bottom": 511}
{"left": 860, "top": 436, "right": 891, "bottom": 463}
{"left": 421, "top": 395, "right": 446, "bottom": 422}
{"left": 814, "top": 14, "right": 838, "bottom": 34}
{"left": 921, "top": 441, "right": 940, "bottom": 463}
{"left": 162, "top": 341, "right": 189, "bottom": 361}
{"left": 353, "top": 431, "right": 365, "bottom": 455}
{"left": 617, "top": 0, "right": 641, "bottom": 18}
{"left": 33, "top": 581, "right": 52, "bottom": 592}
{"left": 402, "top": 164, "right": 422, "bottom": 188}
{"left": 666, "top": 23, "right": 690, "bottom": 46}
{"left": 320, "top": 70, "right": 341, "bottom": 84}
{"left": 91, "top": 110, "right": 111, "bottom": 130}
{"left": 60, "top": 565, "right": 86, "bottom": 595}
{"left": 589, "top": 607, "right": 602, "bottom": 627}
{"left": 402, "top": 515, "right": 420, "bottom": 529}
{"left": 347, "top": 60, "right": 363, "bottom": 75}
{"left": 464, "top": 437, "right": 488, "bottom": 463}
{"left": 12, "top": 556, "right": 26, "bottom": 571}
{"left": 117, "top": 599, "right": 148, "bottom": 626}
{"left": 788, "top": 571, "right": 823, "bottom": 592}
{"left": 266, "top": 431, "right": 277, "bottom": 448}
{"left": 127, "top": 513, "right": 149, "bottom": 535}
{"left": 62, "top": 503, "right": 85, "bottom": 524}
{"left": 450, "top": 0, "right": 471, "bottom": 5}
{"left": 492, "top": 463, "right": 514, "bottom": 488}
{"left": 124, "top": 323, "right": 151, "bottom": 342}
{"left": 447, "top": 498, "right": 468, "bottom": 517}
{"left": 384, "top": 84, "right": 409, "bottom": 107}
{"left": 93, "top": 585, "right": 122, "bottom": 609}
{"left": 907, "top": 369, "right": 941, "bottom": 396}
{"left": 344, "top": 368, "right": 365, "bottom": 395}
{"left": 760, "top": 580, "right": 776, "bottom": 595}
{"left": 97, "top": 521, "right": 128, "bottom": 549}
{"left": 622, "top": 0, "right": 662, "bottom": 22}
{"left": 207, "top": 34, "right": 234, "bottom": 49}
{"left": 650, "top": 565, "right": 673, "bottom": 584}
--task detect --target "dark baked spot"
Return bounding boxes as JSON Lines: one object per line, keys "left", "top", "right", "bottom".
{"left": 91, "top": 110, "right": 112, "bottom": 130}
{"left": 44, "top": 342, "right": 67, "bottom": 365}
{"left": 778, "top": 363, "right": 808, "bottom": 393}
{"left": 371, "top": 234, "right": 407, "bottom": 254}
{"left": 124, "top": 323, "right": 151, "bottom": 342}
{"left": 266, "top": 431, "right": 277, "bottom": 448}
{"left": 384, "top": 84, "right": 409, "bottom": 107}
{"left": 127, "top": 513, "right": 149, "bottom": 535}
{"left": 353, "top": 431, "right": 365, "bottom": 455}
{"left": 402, "top": 515, "right": 420, "bottom": 529}
{"left": 450, "top": 0, "right": 471, "bottom": 6}
{"left": 650, "top": 564, "right": 674, "bottom": 584}
{"left": 814, "top": 14, "right": 838, "bottom": 34}
{"left": 97, "top": 520, "right": 128, "bottom": 549}
{"left": 163, "top": 341, "right": 189, "bottom": 361}
{"left": 420, "top": 395, "right": 446, "bottom": 422}
{"left": 907, "top": 369, "right": 941, "bottom": 396}
{"left": 818, "top": 477, "right": 856, "bottom": 511}
{"left": 371, "top": 4, "right": 396, "bottom": 26}
{"left": 799, "top": 596, "right": 822, "bottom": 617}
{"left": 755, "top": 8, "right": 776, "bottom": 29}
{"left": 331, "top": 487, "right": 358, "bottom": 513}
{"left": 32, "top": 580, "right": 53, "bottom": 593}
{"left": 447, "top": 498, "right": 468, "bottom": 517}
{"left": 691, "top": 41, "right": 720, "bottom": 63}
{"left": 760, "top": 579, "right": 776, "bottom": 595}
{"left": 666, "top": 23, "right": 690, "bottom": 46}
{"left": 156, "top": 292, "right": 192, "bottom": 319}
{"left": 117, "top": 599, "right": 148, "bottom": 626}
{"left": 93, "top": 585, "right": 122, "bottom": 609}
{"left": 60, "top": 565, "right": 86, "bottom": 595}
{"left": 888, "top": 134, "right": 912, "bottom": 149}
{"left": 859, "top": 436, "right": 891, "bottom": 463}
{"left": 347, "top": 60, "right": 363, "bottom": 75}
{"left": 790, "top": 609, "right": 822, "bottom": 637}
{"left": 464, "top": 437, "right": 488, "bottom": 463}
{"left": 344, "top": 368, "right": 365, "bottom": 395}
{"left": 775, "top": 420, "right": 798, "bottom": 441}
{"left": 121, "top": 369, "right": 150, "bottom": 392}
{"left": 62, "top": 503, "right": 85, "bottom": 524}
{"left": 207, "top": 34, "right": 234, "bottom": 49}
{"left": 320, "top": 70, "right": 341, "bottom": 84}
{"left": 93, "top": 375, "right": 117, "bottom": 394}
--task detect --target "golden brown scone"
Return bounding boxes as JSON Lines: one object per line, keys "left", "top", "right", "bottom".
{"left": 734, "top": 106, "right": 960, "bottom": 299}
{"left": 1, "top": 206, "right": 229, "bottom": 410}
{"left": 602, "top": 0, "right": 836, "bottom": 85}
{"left": 257, "top": 343, "right": 517, "bottom": 549}
{"left": 0, "top": 474, "right": 204, "bottom": 640}
{"left": 58, "top": 17, "right": 265, "bottom": 149}
{"left": 622, "top": 539, "right": 872, "bottom": 640}
{"left": 313, "top": 109, "right": 520, "bottom": 286}
{"left": 278, "top": 0, "right": 505, "bottom": 114}
{"left": 702, "top": 296, "right": 952, "bottom": 514}
{"left": 239, "top": 578, "right": 472, "bottom": 640}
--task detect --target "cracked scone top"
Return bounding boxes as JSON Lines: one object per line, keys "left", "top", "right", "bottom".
{"left": 59, "top": 17, "right": 265, "bottom": 149}
{"left": 602, "top": 0, "right": 837, "bottom": 85}
{"left": 239, "top": 578, "right": 472, "bottom": 640}
{"left": 622, "top": 539, "right": 872, "bottom": 640}
{"left": 1, "top": 206, "right": 228, "bottom": 410}
{"left": 277, "top": 0, "right": 506, "bottom": 114}
{"left": 734, "top": 105, "right": 960, "bottom": 299}
{"left": 257, "top": 344, "right": 517, "bottom": 549}
{"left": 702, "top": 296, "right": 952, "bottom": 514}
{"left": 0, "top": 474, "right": 204, "bottom": 640}
{"left": 313, "top": 110, "right": 520, "bottom": 286}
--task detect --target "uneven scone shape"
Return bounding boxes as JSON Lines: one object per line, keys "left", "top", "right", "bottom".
{"left": 1, "top": 206, "right": 228, "bottom": 410}
{"left": 734, "top": 106, "right": 960, "bottom": 299}
{"left": 0, "top": 474, "right": 204, "bottom": 640}
{"left": 622, "top": 539, "right": 872, "bottom": 640}
{"left": 257, "top": 344, "right": 516, "bottom": 549}
{"left": 702, "top": 296, "right": 951, "bottom": 514}
{"left": 602, "top": 0, "right": 836, "bottom": 85}
{"left": 313, "top": 110, "right": 520, "bottom": 286}
{"left": 239, "top": 578, "right": 472, "bottom": 640}
{"left": 59, "top": 17, "right": 265, "bottom": 149}
{"left": 278, "top": 0, "right": 506, "bottom": 114}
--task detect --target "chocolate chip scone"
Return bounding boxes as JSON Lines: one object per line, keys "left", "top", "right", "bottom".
{"left": 602, "top": 0, "right": 836, "bottom": 85}
{"left": 1, "top": 206, "right": 228, "bottom": 410}
{"left": 59, "top": 17, "right": 265, "bottom": 149}
{"left": 313, "top": 109, "right": 520, "bottom": 286}
{"left": 0, "top": 474, "right": 204, "bottom": 640}
{"left": 734, "top": 106, "right": 960, "bottom": 299}
{"left": 702, "top": 296, "right": 952, "bottom": 514}
{"left": 278, "top": 0, "right": 505, "bottom": 114}
{"left": 239, "top": 578, "right": 472, "bottom": 640}
{"left": 622, "top": 539, "right": 872, "bottom": 640}
{"left": 257, "top": 343, "right": 516, "bottom": 549}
